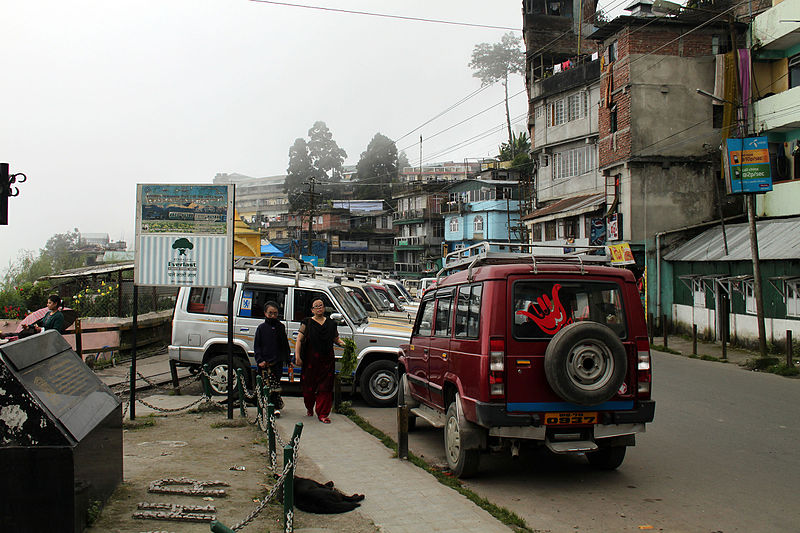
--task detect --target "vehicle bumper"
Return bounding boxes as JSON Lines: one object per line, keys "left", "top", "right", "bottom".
{"left": 475, "top": 399, "right": 656, "bottom": 427}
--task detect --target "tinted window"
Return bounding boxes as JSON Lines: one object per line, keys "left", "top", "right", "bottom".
{"left": 454, "top": 284, "right": 482, "bottom": 338}
{"left": 239, "top": 285, "right": 287, "bottom": 319}
{"left": 293, "top": 289, "right": 335, "bottom": 321}
{"left": 513, "top": 281, "right": 626, "bottom": 339}
{"left": 433, "top": 296, "right": 453, "bottom": 337}
{"left": 414, "top": 299, "right": 434, "bottom": 337}
{"left": 187, "top": 287, "right": 228, "bottom": 316}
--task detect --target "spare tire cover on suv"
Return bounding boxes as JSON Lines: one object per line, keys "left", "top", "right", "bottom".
{"left": 543, "top": 321, "right": 627, "bottom": 406}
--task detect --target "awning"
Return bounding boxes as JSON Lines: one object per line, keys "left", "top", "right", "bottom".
{"left": 522, "top": 193, "right": 605, "bottom": 223}
{"left": 39, "top": 262, "right": 134, "bottom": 280}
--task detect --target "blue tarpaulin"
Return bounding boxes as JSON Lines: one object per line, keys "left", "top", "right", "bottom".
{"left": 260, "top": 242, "right": 285, "bottom": 256}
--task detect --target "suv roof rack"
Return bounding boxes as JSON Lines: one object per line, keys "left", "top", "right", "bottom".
{"left": 234, "top": 256, "right": 315, "bottom": 283}
{"left": 438, "top": 241, "right": 611, "bottom": 282}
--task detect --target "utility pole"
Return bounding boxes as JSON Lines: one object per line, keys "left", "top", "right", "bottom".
{"left": 306, "top": 176, "right": 316, "bottom": 259}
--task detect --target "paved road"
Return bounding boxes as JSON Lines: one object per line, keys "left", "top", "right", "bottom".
{"left": 353, "top": 351, "right": 800, "bottom": 533}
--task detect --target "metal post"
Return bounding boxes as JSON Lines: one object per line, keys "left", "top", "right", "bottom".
{"left": 397, "top": 404, "right": 409, "bottom": 460}
{"left": 648, "top": 312, "right": 654, "bottom": 345}
{"left": 283, "top": 444, "right": 295, "bottom": 533}
{"left": 201, "top": 364, "right": 212, "bottom": 397}
{"left": 692, "top": 324, "right": 697, "bottom": 355}
{"left": 333, "top": 375, "right": 341, "bottom": 410}
{"left": 290, "top": 422, "right": 304, "bottom": 447}
{"left": 787, "top": 330, "right": 793, "bottom": 367}
{"left": 662, "top": 314, "right": 668, "bottom": 350}
{"left": 236, "top": 368, "right": 247, "bottom": 418}
{"left": 209, "top": 521, "right": 236, "bottom": 533}
{"left": 169, "top": 359, "right": 180, "bottom": 391}
{"left": 0, "top": 163, "right": 9, "bottom": 225}
{"left": 75, "top": 318, "right": 83, "bottom": 361}
{"left": 227, "top": 285, "right": 234, "bottom": 420}
{"left": 130, "top": 284, "right": 138, "bottom": 420}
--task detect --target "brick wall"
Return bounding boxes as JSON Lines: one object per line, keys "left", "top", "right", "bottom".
{"left": 597, "top": 23, "right": 716, "bottom": 167}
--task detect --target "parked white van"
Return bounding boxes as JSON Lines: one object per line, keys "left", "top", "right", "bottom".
{"left": 168, "top": 259, "right": 412, "bottom": 406}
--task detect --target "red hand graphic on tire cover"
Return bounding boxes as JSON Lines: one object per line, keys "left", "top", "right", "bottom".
{"left": 515, "top": 283, "right": 572, "bottom": 335}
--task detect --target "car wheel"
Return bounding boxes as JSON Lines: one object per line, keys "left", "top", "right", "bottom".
{"left": 359, "top": 360, "right": 398, "bottom": 407}
{"left": 544, "top": 321, "right": 627, "bottom": 406}
{"left": 587, "top": 445, "right": 626, "bottom": 470}
{"left": 398, "top": 373, "right": 418, "bottom": 431}
{"left": 444, "top": 396, "right": 480, "bottom": 478}
{"left": 206, "top": 354, "right": 249, "bottom": 396}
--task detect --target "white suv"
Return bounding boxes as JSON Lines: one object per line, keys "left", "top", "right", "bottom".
{"left": 169, "top": 261, "right": 412, "bottom": 406}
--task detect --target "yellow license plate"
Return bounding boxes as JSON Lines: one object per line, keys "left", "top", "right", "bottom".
{"left": 544, "top": 412, "right": 598, "bottom": 425}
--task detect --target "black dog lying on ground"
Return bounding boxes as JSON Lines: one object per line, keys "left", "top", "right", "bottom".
{"left": 281, "top": 476, "right": 365, "bottom": 514}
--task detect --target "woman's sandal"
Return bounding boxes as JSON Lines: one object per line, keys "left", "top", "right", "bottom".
{"left": 318, "top": 416, "right": 331, "bottom": 424}
{"left": 306, "top": 410, "right": 313, "bottom": 417}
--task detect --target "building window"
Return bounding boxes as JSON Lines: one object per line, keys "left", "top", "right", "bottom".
{"left": 545, "top": 220, "right": 557, "bottom": 241}
{"left": 557, "top": 217, "right": 578, "bottom": 239}
{"left": 789, "top": 53, "right": 800, "bottom": 90}
{"left": 608, "top": 40, "right": 617, "bottom": 62}
{"left": 692, "top": 279, "right": 706, "bottom": 309}
{"left": 473, "top": 216, "right": 484, "bottom": 232}
{"left": 449, "top": 217, "right": 459, "bottom": 232}
{"left": 712, "top": 104, "right": 724, "bottom": 129}
{"left": 531, "top": 223, "right": 542, "bottom": 242}
{"left": 552, "top": 145, "right": 596, "bottom": 180}
{"left": 787, "top": 282, "right": 800, "bottom": 318}
{"left": 745, "top": 281, "right": 756, "bottom": 315}
{"left": 610, "top": 106, "right": 618, "bottom": 133}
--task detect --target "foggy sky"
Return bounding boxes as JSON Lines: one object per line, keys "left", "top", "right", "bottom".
{"left": 1, "top": 0, "right": 622, "bottom": 273}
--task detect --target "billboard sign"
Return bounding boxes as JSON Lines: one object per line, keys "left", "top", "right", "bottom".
{"left": 135, "top": 184, "right": 234, "bottom": 287}
{"left": 723, "top": 136, "right": 773, "bottom": 194}
{"left": 608, "top": 242, "right": 636, "bottom": 265}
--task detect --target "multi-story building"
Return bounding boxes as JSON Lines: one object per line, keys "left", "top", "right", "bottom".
{"left": 443, "top": 162, "right": 523, "bottom": 253}
{"left": 328, "top": 200, "right": 394, "bottom": 271}
{"left": 751, "top": 0, "right": 800, "bottom": 216}
{"left": 399, "top": 161, "right": 479, "bottom": 183}
{"left": 392, "top": 181, "right": 446, "bottom": 278}
{"left": 524, "top": 55, "right": 604, "bottom": 250}
{"left": 213, "top": 173, "right": 289, "bottom": 227}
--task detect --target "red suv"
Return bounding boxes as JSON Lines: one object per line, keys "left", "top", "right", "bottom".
{"left": 398, "top": 249, "right": 655, "bottom": 477}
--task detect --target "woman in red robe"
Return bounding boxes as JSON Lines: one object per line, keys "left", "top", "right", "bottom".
{"left": 294, "top": 298, "right": 343, "bottom": 423}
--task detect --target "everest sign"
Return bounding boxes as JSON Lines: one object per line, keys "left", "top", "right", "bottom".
{"left": 134, "top": 184, "right": 234, "bottom": 287}
{"left": 723, "top": 136, "right": 773, "bottom": 194}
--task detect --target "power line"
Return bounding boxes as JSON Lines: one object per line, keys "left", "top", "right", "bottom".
{"left": 248, "top": 0, "right": 521, "bottom": 31}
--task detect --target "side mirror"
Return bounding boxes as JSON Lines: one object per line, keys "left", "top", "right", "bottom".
{"left": 330, "top": 312, "right": 346, "bottom": 325}
{"left": 389, "top": 303, "right": 396, "bottom": 311}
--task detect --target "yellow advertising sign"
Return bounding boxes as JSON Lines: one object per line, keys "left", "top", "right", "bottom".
{"left": 608, "top": 242, "right": 635, "bottom": 265}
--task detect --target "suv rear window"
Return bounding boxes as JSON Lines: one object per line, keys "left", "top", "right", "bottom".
{"left": 513, "top": 280, "right": 626, "bottom": 339}
{"left": 187, "top": 287, "right": 229, "bottom": 315}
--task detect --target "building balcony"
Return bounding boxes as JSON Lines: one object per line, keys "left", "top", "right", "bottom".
{"left": 752, "top": 2, "right": 800, "bottom": 50}
{"left": 394, "top": 235, "right": 427, "bottom": 248}
{"left": 394, "top": 262, "right": 424, "bottom": 273}
{"left": 754, "top": 86, "right": 800, "bottom": 132}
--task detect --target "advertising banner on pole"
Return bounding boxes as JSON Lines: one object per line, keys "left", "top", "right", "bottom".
{"left": 134, "top": 184, "right": 234, "bottom": 287}
{"left": 723, "top": 136, "right": 773, "bottom": 194}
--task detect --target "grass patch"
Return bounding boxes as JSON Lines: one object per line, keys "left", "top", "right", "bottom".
{"left": 744, "top": 356, "right": 780, "bottom": 371}
{"left": 765, "top": 364, "right": 800, "bottom": 377}
{"left": 123, "top": 417, "right": 157, "bottom": 430}
{"left": 334, "top": 403, "right": 537, "bottom": 533}
{"left": 699, "top": 354, "right": 720, "bottom": 362}
{"left": 650, "top": 344, "right": 681, "bottom": 355}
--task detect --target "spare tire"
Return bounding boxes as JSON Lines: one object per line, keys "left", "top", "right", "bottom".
{"left": 544, "top": 321, "right": 627, "bottom": 406}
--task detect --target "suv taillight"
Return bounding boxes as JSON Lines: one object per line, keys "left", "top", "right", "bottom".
{"left": 489, "top": 338, "right": 505, "bottom": 399}
{"left": 636, "top": 337, "right": 652, "bottom": 399}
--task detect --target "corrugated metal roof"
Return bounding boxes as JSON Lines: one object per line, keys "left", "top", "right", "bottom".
{"left": 663, "top": 218, "right": 800, "bottom": 262}
{"left": 39, "top": 261, "right": 134, "bottom": 280}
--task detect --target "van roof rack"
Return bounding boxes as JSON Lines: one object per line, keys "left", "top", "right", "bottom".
{"left": 437, "top": 241, "right": 611, "bottom": 282}
{"left": 234, "top": 256, "right": 315, "bottom": 283}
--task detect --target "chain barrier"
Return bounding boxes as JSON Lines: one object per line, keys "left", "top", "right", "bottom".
{"left": 229, "top": 456, "right": 293, "bottom": 531}
{"left": 136, "top": 395, "right": 212, "bottom": 413}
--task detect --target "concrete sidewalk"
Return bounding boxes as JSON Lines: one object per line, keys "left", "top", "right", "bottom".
{"left": 651, "top": 332, "right": 762, "bottom": 367}
{"left": 274, "top": 396, "right": 512, "bottom": 533}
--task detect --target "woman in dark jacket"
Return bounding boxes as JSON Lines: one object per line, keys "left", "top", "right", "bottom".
{"left": 254, "top": 301, "right": 290, "bottom": 416}
{"left": 294, "top": 297, "right": 343, "bottom": 423}
{"left": 35, "top": 294, "right": 65, "bottom": 334}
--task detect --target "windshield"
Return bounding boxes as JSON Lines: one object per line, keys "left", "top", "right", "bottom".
{"left": 331, "top": 285, "right": 367, "bottom": 324}
{"left": 385, "top": 283, "right": 406, "bottom": 302}
{"left": 349, "top": 286, "right": 374, "bottom": 312}
{"left": 345, "top": 289, "right": 369, "bottom": 320}
{"left": 367, "top": 286, "right": 391, "bottom": 309}
{"left": 392, "top": 281, "right": 413, "bottom": 300}
{"left": 376, "top": 285, "right": 404, "bottom": 311}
